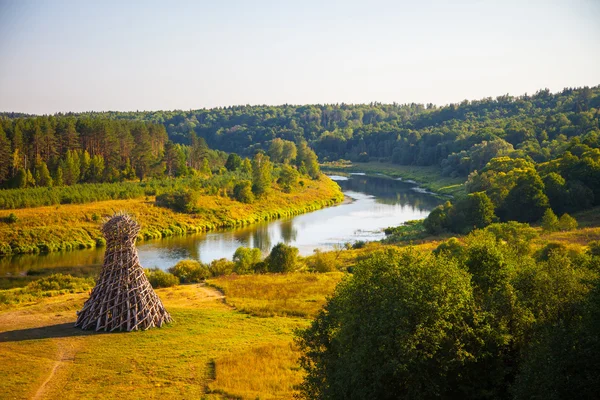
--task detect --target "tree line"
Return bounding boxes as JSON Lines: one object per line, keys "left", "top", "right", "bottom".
{"left": 30, "top": 85, "right": 599, "bottom": 178}
{"left": 0, "top": 116, "right": 228, "bottom": 188}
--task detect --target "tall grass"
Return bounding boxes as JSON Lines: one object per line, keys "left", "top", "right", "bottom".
{"left": 208, "top": 272, "right": 344, "bottom": 318}
{"left": 0, "top": 274, "right": 95, "bottom": 306}
{"left": 208, "top": 342, "right": 303, "bottom": 400}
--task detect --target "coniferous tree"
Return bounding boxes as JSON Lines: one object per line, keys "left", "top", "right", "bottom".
{"left": 541, "top": 208, "right": 559, "bottom": 231}
{"left": 0, "top": 125, "right": 11, "bottom": 184}
{"left": 34, "top": 159, "right": 53, "bottom": 187}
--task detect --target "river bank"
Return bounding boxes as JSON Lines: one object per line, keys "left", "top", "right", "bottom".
{"left": 322, "top": 161, "right": 466, "bottom": 198}
{"left": 0, "top": 175, "right": 343, "bottom": 256}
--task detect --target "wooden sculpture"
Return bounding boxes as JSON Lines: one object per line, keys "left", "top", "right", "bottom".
{"left": 75, "top": 213, "right": 172, "bottom": 331}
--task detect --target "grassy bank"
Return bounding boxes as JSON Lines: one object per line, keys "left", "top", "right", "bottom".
{"left": 322, "top": 161, "right": 466, "bottom": 198}
{"left": 0, "top": 274, "right": 341, "bottom": 399}
{"left": 0, "top": 175, "right": 343, "bottom": 256}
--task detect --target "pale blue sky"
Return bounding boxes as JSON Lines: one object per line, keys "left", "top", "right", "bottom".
{"left": 0, "top": 0, "right": 598, "bottom": 114}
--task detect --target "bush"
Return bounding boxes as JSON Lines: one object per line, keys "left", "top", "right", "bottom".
{"left": 536, "top": 242, "right": 569, "bottom": 261}
{"left": 209, "top": 258, "right": 235, "bottom": 277}
{"left": 233, "top": 247, "right": 262, "bottom": 274}
{"left": 588, "top": 241, "right": 600, "bottom": 257}
{"left": 352, "top": 240, "right": 366, "bottom": 249}
{"left": 433, "top": 237, "right": 464, "bottom": 259}
{"left": 26, "top": 273, "right": 94, "bottom": 293}
{"left": 233, "top": 180, "right": 254, "bottom": 203}
{"left": 145, "top": 268, "right": 179, "bottom": 288}
{"left": 266, "top": 243, "right": 299, "bottom": 273}
{"left": 6, "top": 213, "right": 18, "bottom": 223}
{"left": 558, "top": 213, "right": 578, "bottom": 231}
{"left": 155, "top": 190, "right": 201, "bottom": 213}
{"left": 168, "top": 259, "right": 211, "bottom": 283}
{"left": 308, "top": 249, "right": 338, "bottom": 272}
{"left": 541, "top": 208, "right": 559, "bottom": 231}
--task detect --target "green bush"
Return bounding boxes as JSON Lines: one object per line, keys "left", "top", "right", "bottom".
{"left": 558, "top": 213, "right": 578, "bottom": 231}
{"left": 541, "top": 208, "right": 559, "bottom": 232}
{"left": 145, "top": 268, "right": 179, "bottom": 288}
{"left": 233, "top": 180, "right": 254, "bottom": 203}
{"left": 26, "top": 273, "right": 95, "bottom": 293}
{"left": 209, "top": 258, "right": 235, "bottom": 277}
{"left": 308, "top": 249, "right": 338, "bottom": 272}
{"left": 6, "top": 213, "right": 18, "bottom": 223}
{"left": 232, "top": 247, "right": 262, "bottom": 274}
{"left": 266, "top": 243, "right": 299, "bottom": 273}
{"left": 168, "top": 259, "right": 211, "bottom": 283}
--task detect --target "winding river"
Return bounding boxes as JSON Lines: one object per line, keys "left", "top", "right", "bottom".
{"left": 1, "top": 174, "right": 443, "bottom": 275}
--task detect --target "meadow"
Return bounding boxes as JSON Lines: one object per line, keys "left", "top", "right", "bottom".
{"left": 0, "top": 273, "right": 343, "bottom": 399}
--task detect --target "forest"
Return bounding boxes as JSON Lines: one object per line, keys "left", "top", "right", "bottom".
{"left": 5, "top": 85, "right": 593, "bottom": 176}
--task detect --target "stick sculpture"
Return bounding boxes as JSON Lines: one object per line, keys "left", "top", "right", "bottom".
{"left": 75, "top": 213, "right": 172, "bottom": 331}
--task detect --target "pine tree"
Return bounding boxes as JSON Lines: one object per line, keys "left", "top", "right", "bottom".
{"left": 0, "top": 125, "right": 11, "bottom": 184}
{"left": 54, "top": 165, "right": 64, "bottom": 186}
{"left": 541, "top": 208, "right": 559, "bottom": 232}
{"left": 34, "top": 159, "right": 53, "bottom": 187}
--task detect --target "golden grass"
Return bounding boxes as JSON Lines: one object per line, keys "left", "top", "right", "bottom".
{"left": 0, "top": 283, "right": 315, "bottom": 399}
{"left": 207, "top": 342, "right": 303, "bottom": 400}
{"left": 208, "top": 272, "right": 344, "bottom": 318}
{"left": 0, "top": 176, "right": 343, "bottom": 255}
{"left": 0, "top": 268, "right": 352, "bottom": 399}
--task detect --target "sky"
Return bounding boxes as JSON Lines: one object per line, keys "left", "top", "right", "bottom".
{"left": 0, "top": 0, "right": 599, "bottom": 114}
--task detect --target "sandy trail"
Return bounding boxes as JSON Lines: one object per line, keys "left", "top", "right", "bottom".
{"left": 32, "top": 341, "right": 78, "bottom": 400}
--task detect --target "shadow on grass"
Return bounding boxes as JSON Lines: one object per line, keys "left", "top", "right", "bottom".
{"left": 0, "top": 323, "right": 97, "bottom": 343}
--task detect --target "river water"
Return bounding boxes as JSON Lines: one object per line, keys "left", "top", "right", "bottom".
{"left": 1, "top": 174, "right": 442, "bottom": 275}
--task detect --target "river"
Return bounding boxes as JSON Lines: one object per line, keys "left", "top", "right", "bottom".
{"left": 0, "top": 174, "right": 443, "bottom": 275}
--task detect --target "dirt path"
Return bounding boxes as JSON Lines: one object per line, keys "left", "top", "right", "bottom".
{"left": 32, "top": 341, "right": 79, "bottom": 400}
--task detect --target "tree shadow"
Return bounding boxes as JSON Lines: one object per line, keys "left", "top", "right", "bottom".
{"left": 0, "top": 323, "right": 99, "bottom": 343}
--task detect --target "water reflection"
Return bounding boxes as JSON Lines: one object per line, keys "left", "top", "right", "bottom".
{"left": 1, "top": 174, "right": 442, "bottom": 274}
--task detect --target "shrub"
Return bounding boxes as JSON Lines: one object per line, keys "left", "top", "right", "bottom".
{"left": 433, "top": 237, "right": 464, "bottom": 259}
{"left": 145, "top": 268, "right": 179, "bottom": 288}
{"left": 352, "top": 240, "right": 366, "bottom": 249}
{"left": 253, "top": 261, "right": 268, "bottom": 274}
{"left": 308, "top": 249, "right": 338, "bottom": 272}
{"left": 233, "top": 247, "right": 262, "bottom": 274}
{"left": 266, "top": 243, "right": 299, "bottom": 273}
{"left": 541, "top": 208, "right": 559, "bottom": 231}
{"left": 588, "top": 241, "right": 600, "bottom": 257}
{"left": 6, "top": 213, "right": 18, "bottom": 223}
{"left": 209, "top": 258, "right": 235, "bottom": 277}
{"left": 168, "top": 259, "right": 211, "bottom": 283}
{"left": 233, "top": 180, "right": 254, "bottom": 203}
{"left": 26, "top": 273, "right": 95, "bottom": 293}
{"left": 155, "top": 190, "right": 201, "bottom": 213}
{"left": 536, "top": 242, "right": 569, "bottom": 261}
{"left": 558, "top": 213, "right": 578, "bottom": 231}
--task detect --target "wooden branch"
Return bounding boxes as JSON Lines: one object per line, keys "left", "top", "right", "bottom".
{"left": 75, "top": 213, "right": 172, "bottom": 332}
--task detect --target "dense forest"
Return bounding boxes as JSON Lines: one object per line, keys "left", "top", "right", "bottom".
{"left": 2, "top": 86, "right": 598, "bottom": 183}
{"left": 6, "top": 85, "right": 593, "bottom": 175}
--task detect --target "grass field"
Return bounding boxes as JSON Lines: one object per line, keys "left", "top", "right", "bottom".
{"left": 0, "top": 273, "right": 343, "bottom": 399}
{"left": 322, "top": 161, "right": 466, "bottom": 198}
{"left": 0, "top": 176, "right": 343, "bottom": 256}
